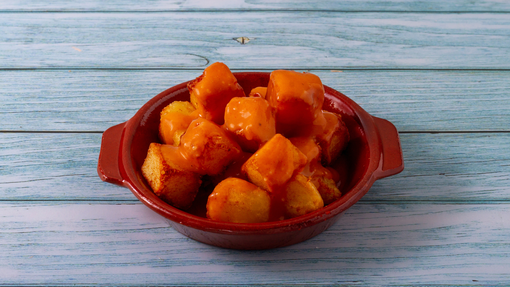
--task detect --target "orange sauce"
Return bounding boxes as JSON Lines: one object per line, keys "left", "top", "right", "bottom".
{"left": 266, "top": 70, "right": 325, "bottom": 135}
{"left": 161, "top": 118, "right": 242, "bottom": 175}
{"left": 223, "top": 97, "right": 276, "bottom": 152}
{"left": 159, "top": 110, "right": 199, "bottom": 145}
{"left": 295, "top": 111, "right": 338, "bottom": 140}
{"left": 160, "top": 144, "right": 197, "bottom": 172}
{"left": 315, "top": 111, "right": 341, "bottom": 145}
{"left": 210, "top": 151, "right": 252, "bottom": 185}
{"left": 187, "top": 62, "right": 245, "bottom": 124}
{"left": 290, "top": 137, "right": 334, "bottom": 181}
{"left": 241, "top": 134, "right": 309, "bottom": 222}
{"left": 243, "top": 134, "right": 307, "bottom": 192}
{"left": 248, "top": 86, "right": 267, "bottom": 98}
{"left": 153, "top": 64, "right": 352, "bottom": 222}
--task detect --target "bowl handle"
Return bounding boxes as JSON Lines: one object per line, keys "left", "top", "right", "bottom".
{"left": 97, "top": 122, "right": 126, "bottom": 186}
{"left": 372, "top": 116, "right": 404, "bottom": 179}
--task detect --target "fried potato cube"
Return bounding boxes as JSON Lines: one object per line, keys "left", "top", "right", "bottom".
{"left": 315, "top": 111, "right": 350, "bottom": 165}
{"left": 248, "top": 86, "right": 267, "bottom": 98}
{"left": 284, "top": 174, "right": 324, "bottom": 218}
{"left": 290, "top": 136, "right": 342, "bottom": 205}
{"left": 141, "top": 143, "right": 202, "bottom": 210}
{"left": 266, "top": 70, "right": 325, "bottom": 135}
{"left": 187, "top": 62, "right": 246, "bottom": 125}
{"left": 159, "top": 101, "right": 198, "bottom": 146}
{"left": 311, "top": 176, "right": 342, "bottom": 205}
{"left": 289, "top": 136, "right": 322, "bottom": 175}
{"left": 180, "top": 118, "right": 242, "bottom": 176}
{"left": 223, "top": 97, "right": 276, "bottom": 152}
{"left": 242, "top": 134, "right": 307, "bottom": 191}
{"left": 206, "top": 178, "right": 271, "bottom": 223}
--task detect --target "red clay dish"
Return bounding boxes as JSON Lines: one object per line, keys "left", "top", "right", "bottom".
{"left": 97, "top": 72, "right": 404, "bottom": 250}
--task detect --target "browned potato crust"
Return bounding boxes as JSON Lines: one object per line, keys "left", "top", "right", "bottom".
{"left": 242, "top": 134, "right": 307, "bottom": 192}
{"left": 141, "top": 143, "right": 202, "bottom": 210}
{"left": 180, "top": 118, "right": 242, "bottom": 176}
{"left": 206, "top": 178, "right": 271, "bottom": 223}
{"left": 284, "top": 174, "right": 324, "bottom": 218}
{"left": 311, "top": 176, "right": 342, "bottom": 205}
{"left": 289, "top": 136, "right": 342, "bottom": 205}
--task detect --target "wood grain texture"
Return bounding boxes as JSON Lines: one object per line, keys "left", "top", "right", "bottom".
{"left": 1, "top": 202, "right": 509, "bottom": 285}
{"left": 1, "top": 12, "right": 509, "bottom": 69}
{"left": 0, "top": 133, "right": 130, "bottom": 200}
{"left": 1, "top": 70, "right": 509, "bottom": 132}
{"left": 1, "top": 133, "right": 509, "bottom": 201}
{"left": 1, "top": 0, "right": 509, "bottom": 284}
{"left": 368, "top": 133, "right": 510, "bottom": 201}
{"left": 1, "top": 0, "right": 510, "bottom": 12}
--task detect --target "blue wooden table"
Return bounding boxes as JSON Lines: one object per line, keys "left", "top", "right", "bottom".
{"left": 1, "top": 1, "right": 510, "bottom": 285}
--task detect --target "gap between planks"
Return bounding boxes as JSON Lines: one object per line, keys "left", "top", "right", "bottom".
{"left": 1, "top": 10, "right": 510, "bottom": 13}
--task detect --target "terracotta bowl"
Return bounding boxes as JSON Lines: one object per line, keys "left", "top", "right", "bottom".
{"left": 97, "top": 72, "right": 404, "bottom": 250}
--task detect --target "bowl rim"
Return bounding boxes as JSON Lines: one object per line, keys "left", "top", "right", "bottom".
{"left": 118, "top": 71, "right": 383, "bottom": 235}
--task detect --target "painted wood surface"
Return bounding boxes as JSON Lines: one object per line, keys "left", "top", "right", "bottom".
{"left": 1, "top": 70, "right": 509, "bottom": 132}
{"left": 1, "top": 12, "right": 510, "bottom": 69}
{"left": 1, "top": 133, "right": 509, "bottom": 202}
{"left": 2, "top": 0, "right": 510, "bottom": 12}
{"left": 1, "top": 202, "right": 509, "bottom": 285}
{"left": 1, "top": 0, "right": 509, "bottom": 285}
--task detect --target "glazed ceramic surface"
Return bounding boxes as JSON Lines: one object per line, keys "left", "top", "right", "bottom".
{"left": 98, "top": 72, "right": 404, "bottom": 250}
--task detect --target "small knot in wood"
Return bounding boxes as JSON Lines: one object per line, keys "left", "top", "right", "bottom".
{"left": 234, "top": 37, "right": 251, "bottom": 44}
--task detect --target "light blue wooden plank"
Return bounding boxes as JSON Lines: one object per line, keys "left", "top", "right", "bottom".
{"left": 334, "top": 70, "right": 510, "bottom": 133}
{"left": 1, "top": 133, "right": 509, "bottom": 201}
{"left": 0, "top": 133, "right": 131, "bottom": 200}
{"left": 0, "top": 70, "right": 196, "bottom": 132}
{"left": 367, "top": 133, "right": 510, "bottom": 201}
{"left": 1, "top": 0, "right": 510, "bottom": 12}
{"left": 1, "top": 12, "right": 509, "bottom": 69}
{"left": 1, "top": 202, "right": 509, "bottom": 285}
{"left": 1, "top": 70, "right": 509, "bottom": 132}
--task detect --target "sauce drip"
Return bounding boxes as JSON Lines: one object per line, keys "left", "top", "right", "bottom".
{"left": 188, "top": 62, "right": 246, "bottom": 124}
{"left": 161, "top": 118, "right": 242, "bottom": 175}
{"left": 266, "top": 70, "right": 325, "bottom": 135}
{"left": 223, "top": 97, "right": 276, "bottom": 152}
{"left": 290, "top": 137, "right": 334, "bottom": 180}
{"left": 159, "top": 110, "right": 199, "bottom": 145}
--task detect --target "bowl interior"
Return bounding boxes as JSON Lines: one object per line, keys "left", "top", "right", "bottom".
{"left": 124, "top": 72, "right": 370, "bottom": 221}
